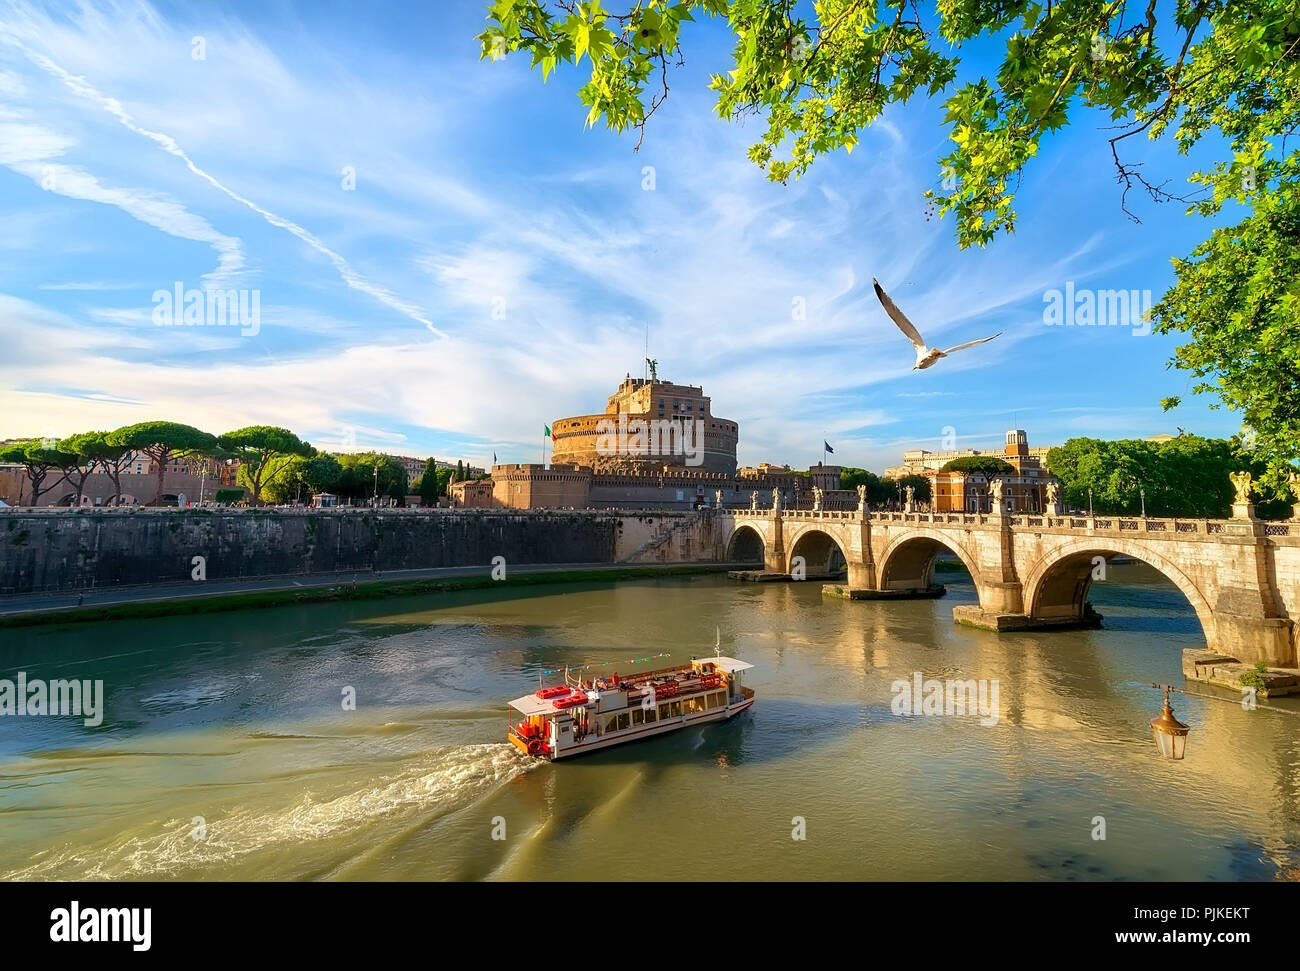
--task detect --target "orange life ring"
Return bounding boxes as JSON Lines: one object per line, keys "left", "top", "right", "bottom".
{"left": 527, "top": 738, "right": 544, "bottom": 757}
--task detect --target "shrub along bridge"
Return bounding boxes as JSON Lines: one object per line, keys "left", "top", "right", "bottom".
{"left": 722, "top": 505, "right": 1300, "bottom": 668}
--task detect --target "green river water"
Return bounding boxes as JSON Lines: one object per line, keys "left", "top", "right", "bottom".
{"left": 1, "top": 564, "right": 1297, "bottom": 881}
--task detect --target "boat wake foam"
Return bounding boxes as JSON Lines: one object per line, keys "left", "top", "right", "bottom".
{"left": 4, "top": 743, "right": 536, "bottom": 880}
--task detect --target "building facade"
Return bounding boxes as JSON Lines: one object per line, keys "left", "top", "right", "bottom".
{"left": 884, "top": 433, "right": 1054, "bottom": 480}
{"left": 924, "top": 430, "right": 1061, "bottom": 514}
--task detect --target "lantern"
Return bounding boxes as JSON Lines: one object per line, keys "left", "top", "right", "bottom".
{"left": 1149, "top": 686, "right": 1190, "bottom": 760}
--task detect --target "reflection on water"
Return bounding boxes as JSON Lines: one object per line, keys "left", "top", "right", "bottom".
{"left": 1, "top": 564, "right": 1297, "bottom": 881}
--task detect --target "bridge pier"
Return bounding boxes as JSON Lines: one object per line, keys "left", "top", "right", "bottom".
{"left": 824, "top": 582, "right": 945, "bottom": 601}
{"left": 1212, "top": 615, "right": 1294, "bottom": 667}
{"left": 952, "top": 603, "right": 1104, "bottom": 632}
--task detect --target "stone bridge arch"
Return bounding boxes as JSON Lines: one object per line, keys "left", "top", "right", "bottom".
{"left": 876, "top": 529, "right": 984, "bottom": 596}
{"left": 725, "top": 523, "right": 766, "bottom": 564}
{"left": 784, "top": 524, "right": 849, "bottom": 579}
{"left": 1021, "top": 537, "right": 1216, "bottom": 643}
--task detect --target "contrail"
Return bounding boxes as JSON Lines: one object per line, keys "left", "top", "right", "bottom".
{"left": 3, "top": 33, "right": 446, "bottom": 339}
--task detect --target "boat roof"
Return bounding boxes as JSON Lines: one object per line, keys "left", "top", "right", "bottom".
{"left": 694, "top": 656, "right": 754, "bottom": 673}
{"left": 508, "top": 691, "right": 593, "bottom": 716}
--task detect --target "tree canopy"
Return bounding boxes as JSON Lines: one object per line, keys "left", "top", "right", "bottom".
{"left": 219, "top": 426, "right": 315, "bottom": 505}
{"left": 0, "top": 439, "right": 78, "bottom": 505}
{"left": 107, "top": 421, "right": 217, "bottom": 504}
{"left": 481, "top": 0, "right": 1300, "bottom": 483}
{"left": 1045, "top": 433, "right": 1285, "bottom": 517}
{"left": 940, "top": 456, "right": 1016, "bottom": 477}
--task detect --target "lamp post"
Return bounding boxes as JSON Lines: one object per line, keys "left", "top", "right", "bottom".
{"left": 1088, "top": 486, "right": 1093, "bottom": 518}
{"left": 372, "top": 464, "right": 379, "bottom": 506}
{"left": 1140, "top": 486, "right": 1146, "bottom": 518}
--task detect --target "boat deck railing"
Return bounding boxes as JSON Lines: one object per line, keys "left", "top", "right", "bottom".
{"left": 565, "top": 662, "right": 700, "bottom": 690}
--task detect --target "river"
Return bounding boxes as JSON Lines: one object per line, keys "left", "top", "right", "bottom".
{"left": 1, "top": 563, "right": 1297, "bottom": 881}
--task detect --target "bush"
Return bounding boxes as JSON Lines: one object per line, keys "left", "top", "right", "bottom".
{"left": 1239, "top": 661, "right": 1269, "bottom": 691}
{"left": 214, "top": 488, "right": 244, "bottom": 504}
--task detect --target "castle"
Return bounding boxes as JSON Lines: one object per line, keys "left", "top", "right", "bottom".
{"left": 550, "top": 374, "right": 739, "bottom": 474}
{"left": 451, "top": 374, "right": 839, "bottom": 511}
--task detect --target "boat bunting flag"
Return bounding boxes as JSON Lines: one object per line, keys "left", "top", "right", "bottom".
{"left": 541, "top": 652, "right": 673, "bottom": 676}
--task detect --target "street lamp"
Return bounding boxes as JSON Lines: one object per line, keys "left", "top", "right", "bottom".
{"left": 1148, "top": 685, "right": 1190, "bottom": 760}
{"left": 373, "top": 464, "right": 379, "bottom": 506}
{"left": 1144, "top": 681, "right": 1300, "bottom": 761}
{"left": 1088, "top": 486, "right": 1093, "bottom": 518}
{"left": 1140, "top": 486, "right": 1146, "bottom": 518}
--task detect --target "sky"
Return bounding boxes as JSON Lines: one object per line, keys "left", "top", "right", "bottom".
{"left": 0, "top": 0, "right": 1248, "bottom": 474}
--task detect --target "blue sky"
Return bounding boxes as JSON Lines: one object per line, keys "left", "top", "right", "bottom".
{"left": 0, "top": 0, "right": 1247, "bottom": 473}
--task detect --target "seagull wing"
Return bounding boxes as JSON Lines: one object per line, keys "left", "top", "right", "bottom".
{"left": 873, "top": 278, "right": 927, "bottom": 351}
{"left": 939, "top": 331, "right": 1004, "bottom": 355}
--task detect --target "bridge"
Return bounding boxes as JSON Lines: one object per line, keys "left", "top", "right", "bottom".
{"left": 721, "top": 503, "right": 1300, "bottom": 667}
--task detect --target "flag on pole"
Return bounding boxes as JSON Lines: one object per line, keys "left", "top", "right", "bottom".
{"left": 824, "top": 441, "right": 834, "bottom": 454}
{"left": 492, "top": 451, "right": 497, "bottom": 465}
{"left": 544, "top": 425, "right": 552, "bottom": 438}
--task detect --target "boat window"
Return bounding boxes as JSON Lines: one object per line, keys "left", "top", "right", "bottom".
{"left": 617, "top": 712, "right": 630, "bottom": 731}
{"left": 669, "top": 701, "right": 682, "bottom": 717}
{"left": 658, "top": 704, "right": 671, "bottom": 720}
{"left": 632, "top": 709, "right": 645, "bottom": 726}
{"left": 604, "top": 715, "right": 619, "bottom": 733}
{"left": 645, "top": 709, "right": 657, "bottom": 723}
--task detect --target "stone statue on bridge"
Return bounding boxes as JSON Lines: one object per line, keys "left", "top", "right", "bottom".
{"left": 772, "top": 488, "right": 781, "bottom": 512}
{"left": 1046, "top": 481, "right": 1063, "bottom": 514}
{"left": 904, "top": 485, "right": 915, "bottom": 511}
{"left": 1230, "top": 471, "right": 1256, "bottom": 519}
{"left": 1289, "top": 472, "right": 1300, "bottom": 521}
{"left": 857, "top": 484, "right": 867, "bottom": 512}
{"left": 990, "top": 478, "right": 1005, "bottom": 513}
{"left": 750, "top": 491, "right": 759, "bottom": 512}
{"left": 1230, "top": 471, "right": 1253, "bottom": 504}
{"left": 715, "top": 490, "right": 723, "bottom": 509}
{"left": 812, "top": 486, "right": 823, "bottom": 511}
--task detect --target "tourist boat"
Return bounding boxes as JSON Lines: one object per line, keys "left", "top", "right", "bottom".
{"left": 507, "top": 656, "right": 755, "bottom": 760}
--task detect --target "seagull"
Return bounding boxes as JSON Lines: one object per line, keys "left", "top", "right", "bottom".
{"left": 873, "top": 278, "right": 1004, "bottom": 370}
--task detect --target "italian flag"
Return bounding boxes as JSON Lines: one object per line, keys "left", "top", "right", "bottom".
{"left": 544, "top": 425, "right": 552, "bottom": 437}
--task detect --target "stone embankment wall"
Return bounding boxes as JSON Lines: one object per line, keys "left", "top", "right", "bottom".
{"left": 0, "top": 509, "right": 681, "bottom": 594}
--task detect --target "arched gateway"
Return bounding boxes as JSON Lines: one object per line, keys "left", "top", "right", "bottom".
{"left": 721, "top": 507, "right": 1300, "bottom": 667}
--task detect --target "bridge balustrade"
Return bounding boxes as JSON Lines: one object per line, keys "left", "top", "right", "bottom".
{"left": 728, "top": 506, "right": 1292, "bottom": 537}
